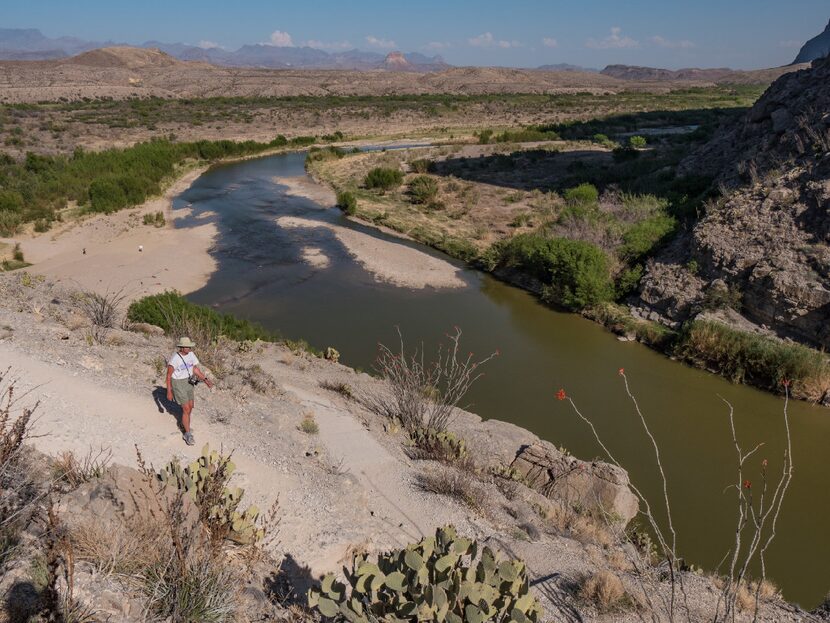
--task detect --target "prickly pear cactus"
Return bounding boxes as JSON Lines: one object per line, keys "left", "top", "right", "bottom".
{"left": 308, "top": 525, "right": 541, "bottom": 623}
{"left": 158, "top": 444, "right": 264, "bottom": 544}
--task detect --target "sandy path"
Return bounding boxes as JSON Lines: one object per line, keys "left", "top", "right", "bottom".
{"left": 276, "top": 215, "right": 466, "bottom": 289}
{"left": 9, "top": 168, "right": 215, "bottom": 301}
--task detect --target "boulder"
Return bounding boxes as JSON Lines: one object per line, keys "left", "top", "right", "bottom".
{"left": 509, "top": 443, "right": 639, "bottom": 524}
{"left": 129, "top": 322, "right": 165, "bottom": 336}
{"left": 453, "top": 413, "right": 639, "bottom": 524}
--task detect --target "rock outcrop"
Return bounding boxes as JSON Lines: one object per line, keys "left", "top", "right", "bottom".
{"left": 638, "top": 55, "right": 830, "bottom": 348}
{"left": 793, "top": 18, "right": 830, "bottom": 65}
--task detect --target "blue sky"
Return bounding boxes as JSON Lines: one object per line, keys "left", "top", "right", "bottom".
{"left": 5, "top": 0, "right": 828, "bottom": 69}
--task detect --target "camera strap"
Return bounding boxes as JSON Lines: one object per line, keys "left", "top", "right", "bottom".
{"left": 177, "top": 352, "right": 194, "bottom": 380}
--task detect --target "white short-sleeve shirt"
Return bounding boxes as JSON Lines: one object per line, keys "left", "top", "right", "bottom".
{"left": 169, "top": 351, "right": 200, "bottom": 380}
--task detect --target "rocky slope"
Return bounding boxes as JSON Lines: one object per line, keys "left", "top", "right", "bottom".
{"left": 637, "top": 55, "right": 830, "bottom": 349}
{"left": 793, "top": 19, "right": 830, "bottom": 64}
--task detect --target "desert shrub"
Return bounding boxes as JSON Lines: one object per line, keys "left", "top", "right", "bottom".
{"left": 476, "top": 129, "right": 494, "bottom": 144}
{"left": 321, "top": 130, "right": 344, "bottom": 142}
{"left": 12, "top": 244, "right": 24, "bottom": 262}
{"left": 308, "top": 526, "right": 542, "bottom": 623}
{"left": 563, "top": 183, "right": 599, "bottom": 205}
{"left": 492, "top": 127, "right": 560, "bottom": 143}
{"left": 619, "top": 213, "right": 677, "bottom": 261}
{"left": 33, "top": 219, "right": 51, "bottom": 233}
{"left": 364, "top": 167, "right": 404, "bottom": 191}
{"left": 360, "top": 328, "right": 497, "bottom": 436}
{"left": 77, "top": 288, "right": 126, "bottom": 343}
{"left": 0, "top": 211, "right": 22, "bottom": 236}
{"left": 702, "top": 283, "right": 743, "bottom": 311}
{"left": 408, "top": 428, "right": 467, "bottom": 463}
{"left": 674, "top": 320, "right": 830, "bottom": 398}
{"left": 0, "top": 190, "right": 23, "bottom": 213}
{"left": 629, "top": 135, "right": 647, "bottom": 149}
{"left": 612, "top": 145, "right": 640, "bottom": 162}
{"left": 576, "top": 570, "right": 631, "bottom": 613}
{"left": 415, "top": 468, "right": 484, "bottom": 510}
{"left": 496, "top": 234, "right": 613, "bottom": 309}
{"left": 592, "top": 133, "right": 615, "bottom": 147}
{"left": 409, "top": 158, "right": 433, "bottom": 173}
{"left": 52, "top": 448, "right": 111, "bottom": 491}
{"left": 408, "top": 175, "right": 439, "bottom": 204}
{"left": 336, "top": 190, "right": 357, "bottom": 216}
{"left": 305, "top": 145, "right": 346, "bottom": 166}
{"left": 299, "top": 413, "right": 319, "bottom": 434}
{"left": 143, "top": 211, "right": 166, "bottom": 227}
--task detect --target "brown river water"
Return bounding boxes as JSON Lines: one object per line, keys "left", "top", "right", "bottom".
{"left": 177, "top": 151, "right": 830, "bottom": 608}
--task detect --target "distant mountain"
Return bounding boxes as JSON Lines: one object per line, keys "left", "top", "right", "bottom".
{"left": 0, "top": 27, "right": 449, "bottom": 71}
{"left": 599, "top": 64, "right": 803, "bottom": 84}
{"left": 792, "top": 19, "right": 830, "bottom": 64}
{"left": 536, "top": 63, "right": 598, "bottom": 73}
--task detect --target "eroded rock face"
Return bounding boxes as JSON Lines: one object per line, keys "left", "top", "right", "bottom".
{"left": 455, "top": 413, "right": 639, "bottom": 524}
{"left": 639, "top": 55, "right": 830, "bottom": 348}
{"left": 509, "top": 444, "right": 639, "bottom": 524}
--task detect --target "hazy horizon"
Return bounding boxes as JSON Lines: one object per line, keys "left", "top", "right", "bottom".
{"left": 4, "top": 0, "right": 828, "bottom": 70}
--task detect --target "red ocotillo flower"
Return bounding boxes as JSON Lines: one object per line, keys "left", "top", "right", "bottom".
{"left": 556, "top": 389, "right": 567, "bottom": 401}
{"left": 761, "top": 458, "right": 768, "bottom": 468}
{"left": 743, "top": 480, "right": 752, "bottom": 490}
{"left": 618, "top": 368, "right": 625, "bottom": 376}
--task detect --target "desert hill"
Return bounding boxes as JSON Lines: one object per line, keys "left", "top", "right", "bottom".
{"left": 637, "top": 56, "right": 830, "bottom": 351}
{"left": 60, "top": 46, "right": 183, "bottom": 69}
{"left": 601, "top": 63, "right": 808, "bottom": 84}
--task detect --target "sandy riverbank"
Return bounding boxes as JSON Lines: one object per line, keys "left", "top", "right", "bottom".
{"left": 11, "top": 166, "right": 216, "bottom": 301}
{"left": 276, "top": 214, "right": 466, "bottom": 289}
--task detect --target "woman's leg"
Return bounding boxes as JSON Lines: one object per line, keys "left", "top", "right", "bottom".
{"left": 182, "top": 400, "right": 194, "bottom": 432}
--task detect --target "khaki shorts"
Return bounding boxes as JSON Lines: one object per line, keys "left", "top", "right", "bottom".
{"left": 171, "top": 378, "right": 195, "bottom": 405}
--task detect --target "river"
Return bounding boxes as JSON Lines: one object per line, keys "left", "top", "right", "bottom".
{"left": 175, "top": 150, "right": 830, "bottom": 608}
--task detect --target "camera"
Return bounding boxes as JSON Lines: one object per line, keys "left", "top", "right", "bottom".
{"left": 188, "top": 376, "right": 200, "bottom": 386}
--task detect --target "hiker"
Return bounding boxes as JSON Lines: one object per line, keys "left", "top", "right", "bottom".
{"left": 166, "top": 336, "right": 214, "bottom": 445}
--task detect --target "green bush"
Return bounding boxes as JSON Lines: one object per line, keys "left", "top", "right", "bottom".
{"left": 308, "top": 525, "right": 542, "bottom": 623}
{"left": 563, "top": 183, "right": 599, "bottom": 205}
{"left": 619, "top": 213, "right": 676, "bottom": 261}
{"left": 336, "top": 191, "right": 357, "bottom": 216}
{"left": 89, "top": 178, "right": 128, "bottom": 213}
{"left": 409, "top": 158, "right": 433, "bottom": 174}
{"left": 497, "top": 234, "right": 613, "bottom": 309}
{"left": 12, "top": 244, "right": 23, "bottom": 262}
{"left": 409, "top": 176, "right": 439, "bottom": 204}
{"left": 629, "top": 135, "right": 647, "bottom": 149}
{"left": 0, "top": 191, "right": 23, "bottom": 213}
{"left": 476, "top": 129, "right": 494, "bottom": 144}
{"left": 0, "top": 211, "right": 22, "bottom": 236}
{"left": 364, "top": 167, "right": 404, "bottom": 191}
{"left": 143, "top": 211, "right": 166, "bottom": 227}
{"left": 127, "top": 292, "right": 277, "bottom": 343}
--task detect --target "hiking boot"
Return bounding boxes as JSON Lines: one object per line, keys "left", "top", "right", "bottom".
{"left": 183, "top": 431, "right": 195, "bottom": 446}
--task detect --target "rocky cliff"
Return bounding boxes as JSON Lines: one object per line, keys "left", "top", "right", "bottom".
{"left": 793, "top": 19, "right": 830, "bottom": 64}
{"left": 637, "top": 55, "right": 830, "bottom": 348}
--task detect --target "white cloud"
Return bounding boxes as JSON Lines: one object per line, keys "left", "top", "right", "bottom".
{"left": 305, "top": 39, "right": 353, "bottom": 50}
{"left": 365, "top": 35, "right": 396, "bottom": 49}
{"left": 778, "top": 40, "right": 803, "bottom": 48}
{"left": 197, "top": 40, "right": 220, "bottom": 49}
{"left": 425, "top": 41, "right": 451, "bottom": 50}
{"left": 650, "top": 35, "right": 695, "bottom": 49}
{"left": 268, "top": 30, "right": 294, "bottom": 47}
{"left": 586, "top": 27, "right": 639, "bottom": 50}
{"left": 542, "top": 37, "right": 558, "bottom": 48}
{"left": 468, "top": 32, "right": 522, "bottom": 49}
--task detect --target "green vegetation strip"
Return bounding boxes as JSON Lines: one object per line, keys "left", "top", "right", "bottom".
{"left": 0, "top": 135, "right": 313, "bottom": 235}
